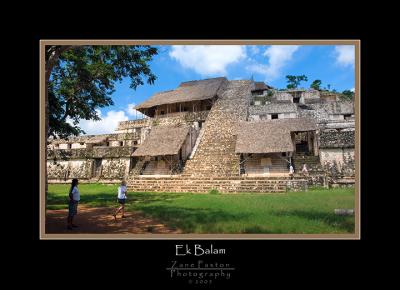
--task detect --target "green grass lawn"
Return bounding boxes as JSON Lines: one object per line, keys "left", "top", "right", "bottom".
{"left": 47, "top": 184, "right": 355, "bottom": 234}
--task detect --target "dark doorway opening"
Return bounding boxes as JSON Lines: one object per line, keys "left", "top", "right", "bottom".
{"left": 93, "top": 158, "right": 102, "bottom": 177}
{"left": 129, "top": 157, "right": 138, "bottom": 172}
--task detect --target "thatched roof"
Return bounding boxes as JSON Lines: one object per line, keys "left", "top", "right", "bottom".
{"left": 235, "top": 118, "right": 317, "bottom": 153}
{"left": 236, "top": 122, "right": 293, "bottom": 153}
{"left": 132, "top": 126, "right": 190, "bottom": 156}
{"left": 252, "top": 82, "right": 270, "bottom": 91}
{"left": 135, "top": 77, "right": 228, "bottom": 110}
{"left": 275, "top": 117, "right": 317, "bottom": 132}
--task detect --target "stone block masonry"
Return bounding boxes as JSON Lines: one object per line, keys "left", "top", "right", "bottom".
{"left": 128, "top": 176, "right": 308, "bottom": 193}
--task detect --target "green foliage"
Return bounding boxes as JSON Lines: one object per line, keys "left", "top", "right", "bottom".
{"left": 341, "top": 90, "right": 355, "bottom": 100}
{"left": 152, "top": 119, "right": 160, "bottom": 126}
{"left": 47, "top": 45, "right": 158, "bottom": 138}
{"left": 208, "top": 188, "right": 220, "bottom": 194}
{"left": 310, "top": 79, "right": 322, "bottom": 90}
{"left": 286, "top": 75, "right": 308, "bottom": 89}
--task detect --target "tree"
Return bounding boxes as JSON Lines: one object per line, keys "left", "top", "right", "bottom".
{"left": 286, "top": 75, "right": 308, "bottom": 89}
{"left": 310, "top": 79, "right": 322, "bottom": 90}
{"left": 46, "top": 45, "right": 157, "bottom": 138}
{"left": 341, "top": 90, "right": 355, "bottom": 100}
{"left": 44, "top": 45, "right": 158, "bottom": 203}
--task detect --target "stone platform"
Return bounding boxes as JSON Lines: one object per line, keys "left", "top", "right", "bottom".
{"left": 127, "top": 175, "right": 308, "bottom": 193}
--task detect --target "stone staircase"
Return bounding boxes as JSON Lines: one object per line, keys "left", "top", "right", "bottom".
{"left": 292, "top": 153, "right": 323, "bottom": 174}
{"left": 128, "top": 176, "right": 308, "bottom": 193}
{"left": 142, "top": 160, "right": 171, "bottom": 175}
{"left": 183, "top": 80, "right": 252, "bottom": 177}
{"left": 129, "top": 159, "right": 148, "bottom": 176}
{"left": 188, "top": 126, "right": 205, "bottom": 160}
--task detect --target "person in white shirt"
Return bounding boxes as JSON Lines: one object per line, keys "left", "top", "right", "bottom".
{"left": 289, "top": 164, "right": 294, "bottom": 179}
{"left": 301, "top": 163, "right": 309, "bottom": 176}
{"left": 113, "top": 180, "right": 128, "bottom": 220}
{"left": 67, "top": 178, "right": 80, "bottom": 230}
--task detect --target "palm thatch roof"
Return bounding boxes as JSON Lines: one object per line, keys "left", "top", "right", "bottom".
{"left": 132, "top": 126, "right": 190, "bottom": 157}
{"left": 252, "top": 82, "right": 271, "bottom": 91}
{"left": 235, "top": 118, "right": 317, "bottom": 153}
{"left": 236, "top": 122, "right": 293, "bottom": 153}
{"left": 134, "top": 77, "right": 228, "bottom": 110}
{"left": 276, "top": 117, "right": 317, "bottom": 132}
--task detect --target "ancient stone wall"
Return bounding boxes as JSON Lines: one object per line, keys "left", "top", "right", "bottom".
{"left": 47, "top": 160, "right": 70, "bottom": 179}
{"left": 301, "top": 90, "right": 320, "bottom": 101}
{"left": 243, "top": 153, "right": 288, "bottom": 175}
{"left": 318, "top": 129, "right": 355, "bottom": 180}
{"left": 128, "top": 176, "right": 308, "bottom": 193}
{"left": 319, "top": 130, "right": 355, "bottom": 148}
{"left": 47, "top": 159, "right": 92, "bottom": 180}
{"left": 249, "top": 103, "right": 297, "bottom": 115}
{"left": 47, "top": 157, "right": 131, "bottom": 182}
{"left": 297, "top": 101, "right": 354, "bottom": 124}
{"left": 273, "top": 92, "right": 293, "bottom": 102}
{"left": 70, "top": 143, "right": 86, "bottom": 149}
{"left": 100, "top": 158, "right": 130, "bottom": 179}
{"left": 319, "top": 148, "right": 355, "bottom": 179}
{"left": 48, "top": 146, "right": 135, "bottom": 160}
{"left": 152, "top": 111, "right": 209, "bottom": 127}
{"left": 117, "top": 119, "right": 150, "bottom": 131}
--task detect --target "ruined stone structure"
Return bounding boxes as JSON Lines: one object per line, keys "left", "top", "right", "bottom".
{"left": 47, "top": 77, "right": 356, "bottom": 191}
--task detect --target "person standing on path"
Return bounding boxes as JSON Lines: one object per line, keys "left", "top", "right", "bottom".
{"left": 113, "top": 180, "right": 128, "bottom": 220}
{"left": 67, "top": 178, "right": 80, "bottom": 230}
{"left": 289, "top": 164, "right": 295, "bottom": 179}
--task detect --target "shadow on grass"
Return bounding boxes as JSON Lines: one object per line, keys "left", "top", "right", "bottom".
{"left": 48, "top": 192, "right": 183, "bottom": 205}
{"left": 132, "top": 204, "right": 252, "bottom": 233}
{"left": 128, "top": 192, "right": 185, "bottom": 204}
{"left": 47, "top": 192, "right": 115, "bottom": 205}
{"left": 274, "top": 209, "right": 355, "bottom": 233}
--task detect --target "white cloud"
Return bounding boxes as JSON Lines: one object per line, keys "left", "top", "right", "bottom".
{"left": 126, "top": 103, "right": 144, "bottom": 119}
{"left": 249, "top": 45, "right": 260, "bottom": 55}
{"left": 334, "top": 45, "right": 355, "bottom": 67}
{"left": 68, "top": 109, "right": 129, "bottom": 135}
{"left": 169, "top": 45, "right": 246, "bottom": 76}
{"left": 246, "top": 45, "right": 300, "bottom": 81}
{"left": 350, "top": 87, "right": 355, "bottom": 92}
{"left": 67, "top": 102, "right": 149, "bottom": 135}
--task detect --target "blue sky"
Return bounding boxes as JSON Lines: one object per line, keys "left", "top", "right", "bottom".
{"left": 76, "top": 45, "right": 355, "bottom": 135}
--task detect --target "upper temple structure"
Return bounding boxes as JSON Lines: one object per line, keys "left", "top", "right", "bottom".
{"left": 47, "top": 77, "right": 355, "bottom": 192}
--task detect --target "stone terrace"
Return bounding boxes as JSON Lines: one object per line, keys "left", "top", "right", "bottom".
{"left": 128, "top": 176, "right": 308, "bottom": 193}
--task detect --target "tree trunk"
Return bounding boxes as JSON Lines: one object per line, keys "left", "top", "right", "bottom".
{"left": 45, "top": 69, "right": 49, "bottom": 209}
{"left": 44, "top": 45, "right": 72, "bottom": 209}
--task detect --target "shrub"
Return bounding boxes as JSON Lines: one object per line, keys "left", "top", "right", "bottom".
{"left": 208, "top": 188, "right": 220, "bottom": 195}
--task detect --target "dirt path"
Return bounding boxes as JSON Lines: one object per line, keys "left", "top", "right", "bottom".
{"left": 46, "top": 205, "right": 181, "bottom": 234}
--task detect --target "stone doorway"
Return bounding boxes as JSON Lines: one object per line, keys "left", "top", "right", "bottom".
{"left": 92, "top": 158, "right": 102, "bottom": 177}
{"left": 294, "top": 131, "right": 314, "bottom": 155}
